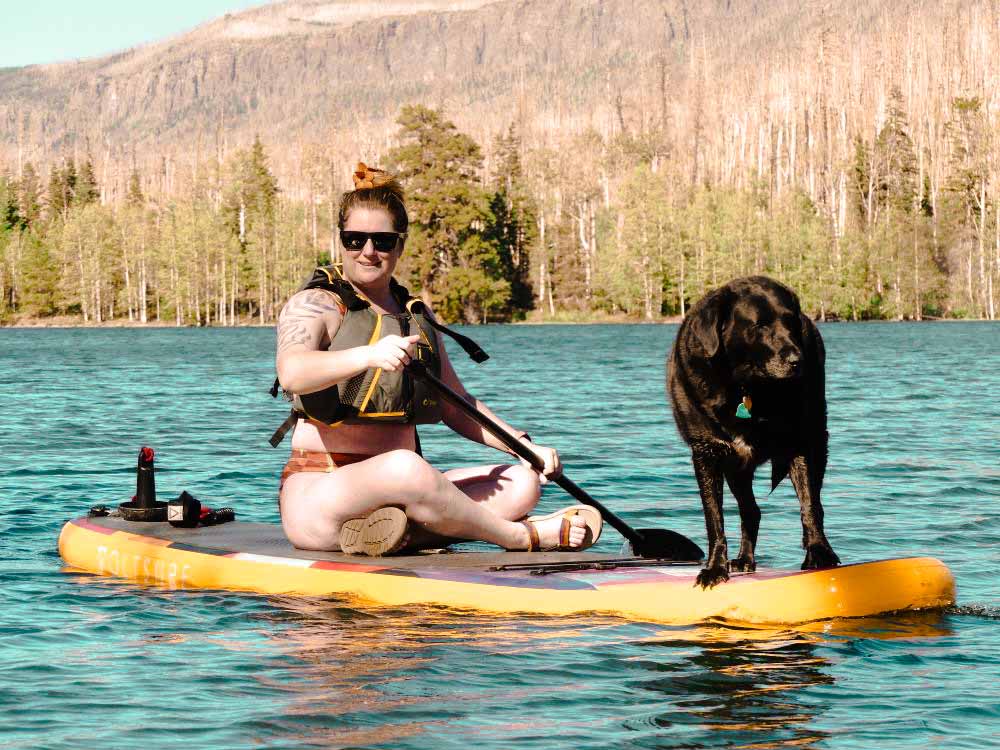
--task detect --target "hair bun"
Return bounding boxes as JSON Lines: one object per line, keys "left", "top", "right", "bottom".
{"left": 353, "top": 162, "right": 394, "bottom": 190}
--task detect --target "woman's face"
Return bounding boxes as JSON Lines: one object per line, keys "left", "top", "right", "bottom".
{"left": 341, "top": 207, "right": 403, "bottom": 289}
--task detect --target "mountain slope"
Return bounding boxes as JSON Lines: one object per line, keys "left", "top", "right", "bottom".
{"left": 1, "top": 0, "right": 846, "bottom": 158}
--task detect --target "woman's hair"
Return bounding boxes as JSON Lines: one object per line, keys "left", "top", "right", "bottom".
{"left": 337, "top": 162, "right": 408, "bottom": 233}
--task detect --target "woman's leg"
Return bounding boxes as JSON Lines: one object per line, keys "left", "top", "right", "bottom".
{"left": 443, "top": 463, "right": 542, "bottom": 520}
{"left": 280, "top": 449, "right": 585, "bottom": 552}
{"left": 402, "top": 463, "right": 542, "bottom": 548}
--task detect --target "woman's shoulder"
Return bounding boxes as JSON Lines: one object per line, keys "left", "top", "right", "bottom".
{"left": 277, "top": 288, "right": 346, "bottom": 353}
{"left": 282, "top": 287, "right": 347, "bottom": 317}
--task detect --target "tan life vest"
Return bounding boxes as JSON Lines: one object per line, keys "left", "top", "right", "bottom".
{"left": 268, "top": 265, "right": 488, "bottom": 446}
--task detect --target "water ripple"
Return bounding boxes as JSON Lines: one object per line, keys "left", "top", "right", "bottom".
{"left": 1, "top": 323, "right": 998, "bottom": 749}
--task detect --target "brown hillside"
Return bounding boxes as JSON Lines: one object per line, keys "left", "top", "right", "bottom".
{"left": 1, "top": 0, "right": 896, "bottom": 166}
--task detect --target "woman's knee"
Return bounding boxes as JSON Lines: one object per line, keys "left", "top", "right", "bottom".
{"left": 379, "top": 449, "right": 441, "bottom": 497}
{"left": 505, "top": 464, "right": 542, "bottom": 517}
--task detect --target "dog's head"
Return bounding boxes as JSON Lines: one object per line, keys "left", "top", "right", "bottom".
{"left": 687, "top": 277, "right": 807, "bottom": 382}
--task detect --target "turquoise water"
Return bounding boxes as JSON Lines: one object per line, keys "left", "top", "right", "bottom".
{"left": 2, "top": 323, "right": 999, "bottom": 749}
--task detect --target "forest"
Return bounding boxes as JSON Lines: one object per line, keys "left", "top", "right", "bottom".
{"left": 2, "top": 5, "right": 999, "bottom": 325}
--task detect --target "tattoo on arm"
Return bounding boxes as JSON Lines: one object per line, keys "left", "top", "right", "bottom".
{"left": 276, "top": 290, "right": 342, "bottom": 353}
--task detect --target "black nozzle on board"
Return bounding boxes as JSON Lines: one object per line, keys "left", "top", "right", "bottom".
{"left": 136, "top": 446, "right": 156, "bottom": 507}
{"left": 119, "top": 446, "right": 168, "bottom": 522}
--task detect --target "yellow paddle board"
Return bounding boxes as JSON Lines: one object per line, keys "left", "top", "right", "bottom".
{"left": 58, "top": 516, "right": 956, "bottom": 626}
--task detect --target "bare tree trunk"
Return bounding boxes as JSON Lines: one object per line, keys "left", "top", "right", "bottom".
{"left": 123, "top": 230, "right": 134, "bottom": 322}
{"left": 537, "top": 211, "right": 546, "bottom": 315}
{"left": 220, "top": 254, "right": 228, "bottom": 326}
{"left": 577, "top": 200, "right": 594, "bottom": 303}
{"left": 679, "top": 244, "right": 686, "bottom": 317}
{"left": 140, "top": 254, "right": 148, "bottom": 324}
{"left": 978, "top": 179, "right": 988, "bottom": 318}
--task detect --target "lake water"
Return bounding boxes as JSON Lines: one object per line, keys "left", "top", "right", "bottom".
{"left": 2, "top": 323, "right": 998, "bottom": 749}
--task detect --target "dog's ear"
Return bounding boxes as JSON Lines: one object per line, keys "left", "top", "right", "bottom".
{"left": 799, "top": 312, "right": 825, "bottom": 361}
{"left": 686, "top": 289, "right": 731, "bottom": 358}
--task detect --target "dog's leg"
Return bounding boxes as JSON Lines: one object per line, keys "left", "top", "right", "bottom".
{"left": 789, "top": 453, "right": 839, "bottom": 569}
{"left": 724, "top": 469, "right": 759, "bottom": 572}
{"left": 693, "top": 454, "right": 729, "bottom": 588}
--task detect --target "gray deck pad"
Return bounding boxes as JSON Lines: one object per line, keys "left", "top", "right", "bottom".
{"left": 88, "top": 517, "right": 670, "bottom": 571}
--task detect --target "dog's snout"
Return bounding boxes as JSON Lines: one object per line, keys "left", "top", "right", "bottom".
{"left": 778, "top": 346, "right": 803, "bottom": 375}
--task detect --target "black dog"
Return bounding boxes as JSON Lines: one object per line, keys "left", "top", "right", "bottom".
{"left": 668, "top": 276, "right": 839, "bottom": 588}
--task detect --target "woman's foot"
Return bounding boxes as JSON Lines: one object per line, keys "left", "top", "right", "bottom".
{"left": 514, "top": 505, "right": 603, "bottom": 552}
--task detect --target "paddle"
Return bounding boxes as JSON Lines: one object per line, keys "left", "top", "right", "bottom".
{"left": 407, "top": 361, "right": 704, "bottom": 561}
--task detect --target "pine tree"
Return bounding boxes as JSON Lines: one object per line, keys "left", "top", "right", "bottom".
{"left": 942, "top": 96, "right": 993, "bottom": 318}
{"left": 76, "top": 157, "right": 100, "bottom": 205}
{"left": 62, "top": 160, "right": 78, "bottom": 211}
{"left": 19, "top": 163, "right": 42, "bottom": 227}
{"left": 126, "top": 168, "right": 145, "bottom": 208}
{"left": 46, "top": 164, "right": 66, "bottom": 221}
{"left": 2, "top": 176, "right": 25, "bottom": 232}
{"left": 223, "top": 136, "right": 280, "bottom": 321}
{"left": 387, "top": 105, "right": 509, "bottom": 322}
{"left": 488, "top": 124, "right": 536, "bottom": 318}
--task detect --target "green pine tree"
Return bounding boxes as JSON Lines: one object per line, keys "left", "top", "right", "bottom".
{"left": 19, "top": 163, "right": 42, "bottom": 227}
{"left": 76, "top": 157, "right": 100, "bottom": 205}
{"left": 387, "top": 105, "right": 509, "bottom": 322}
{"left": 45, "top": 163, "right": 67, "bottom": 221}
{"left": 488, "top": 124, "right": 537, "bottom": 318}
{"left": 126, "top": 168, "right": 145, "bottom": 207}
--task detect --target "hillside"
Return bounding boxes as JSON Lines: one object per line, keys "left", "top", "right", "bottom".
{"left": 4, "top": 0, "right": 999, "bottom": 327}
{"left": 0, "top": 0, "right": 883, "bottom": 165}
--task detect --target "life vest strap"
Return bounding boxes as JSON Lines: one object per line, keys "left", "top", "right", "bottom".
{"left": 269, "top": 409, "right": 302, "bottom": 448}
{"left": 421, "top": 314, "right": 489, "bottom": 363}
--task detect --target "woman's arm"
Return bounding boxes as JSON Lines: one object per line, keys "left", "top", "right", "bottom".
{"left": 275, "top": 289, "right": 419, "bottom": 395}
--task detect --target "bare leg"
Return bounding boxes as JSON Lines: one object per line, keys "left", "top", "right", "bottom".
{"left": 406, "top": 463, "right": 542, "bottom": 548}
{"left": 279, "top": 450, "right": 585, "bottom": 552}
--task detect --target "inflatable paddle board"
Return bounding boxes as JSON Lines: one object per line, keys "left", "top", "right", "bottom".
{"left": 58, "top": 516, "right": 956, "bottom": 626}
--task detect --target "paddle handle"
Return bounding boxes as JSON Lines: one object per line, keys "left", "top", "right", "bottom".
{"left": 407, "top": 362, "right": 647, "bottom": 547}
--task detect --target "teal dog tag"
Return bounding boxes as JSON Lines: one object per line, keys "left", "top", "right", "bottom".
{"left": 736, "top": 395, "right": 752, "bottom": 419}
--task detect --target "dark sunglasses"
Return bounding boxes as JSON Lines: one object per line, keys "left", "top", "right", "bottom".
{"left": 340, "top": 230, "right": 406, "bottom": 252}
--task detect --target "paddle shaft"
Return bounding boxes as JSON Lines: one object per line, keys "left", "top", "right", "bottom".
{"left": 407, "top": 361, "right": 648, "bottom": 548}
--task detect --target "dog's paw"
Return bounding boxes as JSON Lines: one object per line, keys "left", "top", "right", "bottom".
{"left": 801, "top": 543, "right": 840, "bottom": 570}
{"left": 695, "top": 565, "right": 730, "bottom": 589}
{"left": 728, "top": 556, "right": 756, "bottom": 573}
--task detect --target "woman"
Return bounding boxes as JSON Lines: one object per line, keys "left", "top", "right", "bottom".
{"left": 275, "top": 163, "right": 602, "bottom": 556}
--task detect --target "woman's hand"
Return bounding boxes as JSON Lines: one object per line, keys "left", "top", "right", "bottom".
{"left": 519, "top": 437, "right": 562, "bottom": 485}
{"left": 367, "top": 334, "right": 421, "bottom": 372}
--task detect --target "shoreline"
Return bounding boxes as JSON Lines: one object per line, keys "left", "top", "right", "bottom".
{"left": 2, "top": 315, "right": 997, "bottom": 329}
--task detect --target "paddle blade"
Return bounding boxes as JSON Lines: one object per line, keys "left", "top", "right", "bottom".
{"left": 620, "top": 528, "right": 705, "bottom": 561}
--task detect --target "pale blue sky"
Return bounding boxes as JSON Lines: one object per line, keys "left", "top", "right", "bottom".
{"left": 1, "top": 0, "right": 269, "bottom": 68}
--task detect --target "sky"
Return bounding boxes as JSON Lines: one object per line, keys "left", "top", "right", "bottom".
{"left": 1, "top": 0, "right": 269, "bottom": 68}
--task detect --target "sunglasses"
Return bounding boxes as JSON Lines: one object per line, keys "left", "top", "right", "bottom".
{"left": 339, "top": 231, "right": 406, "bottom": 252}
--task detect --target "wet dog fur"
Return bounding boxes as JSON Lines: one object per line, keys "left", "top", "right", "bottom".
{"left": 668, "top": 276, "right": 839, "bottom": 588}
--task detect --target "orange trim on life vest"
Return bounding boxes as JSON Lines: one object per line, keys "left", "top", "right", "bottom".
{"left": 358, "top": 315, "right": 384, "bottom": 412}
{"left": 405, "top": 299, "right": 436, "bottom": 352}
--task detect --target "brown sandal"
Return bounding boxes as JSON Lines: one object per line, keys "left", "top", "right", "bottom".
{"left": 518, "top": 505, "right": 603, "bottom": 552}
{"left": 340, "top": 507, "right": 411, "bottom": 556}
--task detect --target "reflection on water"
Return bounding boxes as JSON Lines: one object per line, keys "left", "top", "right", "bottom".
{"left": 255, "top": 596, "right": 638, "bottom": 747}
{"left": 244, "top": 597, "right": 955, "bottom": 750}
